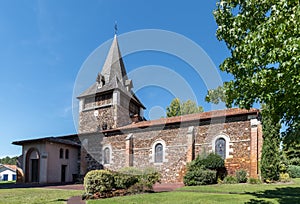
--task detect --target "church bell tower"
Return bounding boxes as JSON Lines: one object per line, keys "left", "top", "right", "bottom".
{"left": 77, "top": 35, "right": 145, "bottom": 133}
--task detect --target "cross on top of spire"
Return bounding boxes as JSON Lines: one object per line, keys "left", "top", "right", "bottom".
{"left": 114, "top": 21, "right": 118, "bottom": 35}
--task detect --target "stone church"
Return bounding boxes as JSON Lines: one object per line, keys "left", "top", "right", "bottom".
{"left": 13, "top": 34, "right": 263, "bottom": 183}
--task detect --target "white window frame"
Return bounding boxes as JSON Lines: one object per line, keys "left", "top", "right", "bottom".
{"left": 102, "top": 145, "right": 113, "bottom": 166}
{"left": 150, "top": 139, "right": 168, "bottom": 164}
{"left": 212, "top": 134, "right": 230, "bottom": 159}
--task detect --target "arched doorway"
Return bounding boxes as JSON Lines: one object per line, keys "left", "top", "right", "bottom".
{"left": 25, "top": 148, "right": 40, "bottom": 183}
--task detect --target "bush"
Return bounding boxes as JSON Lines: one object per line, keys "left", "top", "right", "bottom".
{"left": 84, "top": 170, "right": 114, "bottom": 194}
{"left": 184, "top": 167, "right": 217, "bottom": 186}
{"left": 279, "top": 173, "right": 291, "bottom": 182}
{"left": 113, "top": 173, "right": 139, "bottom": 189}
{"left": 248, "top": 178, "right": 262, "bottom": 184}
{"left": 236, "top": 169, "right": 247, "bottom": 183}
{"left": 189, "top": 153, "right": 224, "bottom": 170}
{"left": 83, "top": 167, "right": 161, "bottom": 199}
{"left": 289, "top": 158, "right": 300, "bottom": 166}
{"left": 223, "top": 176, "right": 238, "bottom": 184}
{"left": 287, "top": 165, "right": 300, "bottom": 178}
{"left": 140, "top": 167, "right": 161, "bottom": 190}
{"left": 187, "top": 153, "right": 226, "bottom": 180}
{"left": 118, "top": 167, "right": 161, "bottom": 191}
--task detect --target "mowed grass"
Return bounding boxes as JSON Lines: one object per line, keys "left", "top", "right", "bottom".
{"left": 0, "top": 179, "right": 300, "bottom": 204}
{"left": 88, "top": 179, "right": 300, "bottom": 204}
{"left": 0, "top": 188, "right": 82, "bottom": 204}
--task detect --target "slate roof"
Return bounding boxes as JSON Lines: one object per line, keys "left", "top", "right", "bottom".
{"left": 12, "top": 134, "right": 80, "bottom": 147}
{"left": 77, "top": 35, "right": 145, "bottom": 108}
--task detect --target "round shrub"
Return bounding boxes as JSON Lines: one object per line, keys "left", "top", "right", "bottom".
{"left": 187, "top": 153, "right": 226, "bottom": 180}
{"left": 287, "top": 165, "right": 300, "bottom": 178}
{"left": 236, "top": 169, "right": 247, "bottom": 183}
{"left": 184, "top": 167, "right": 217, "bottom": 186}
{"left": 204, "top": 153, "right": 225, "bottom": 170}
{"left": 189, "top": 153, "right": 224, "bottom": 170}
{"left": 113, "top": 173, "right": 139, "bottom": 189}
{"left": 84, "top": 170, "right": 114, "bottom": 194}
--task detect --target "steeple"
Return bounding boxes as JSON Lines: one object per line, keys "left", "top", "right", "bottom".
{"left": 100, "top": 35, "right": 128, "bottom": 85}
{"left": 77, "top": 33, "right": 145, "bottom": 132}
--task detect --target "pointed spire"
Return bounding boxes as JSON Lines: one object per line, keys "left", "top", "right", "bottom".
{"left": 100, "top": 35, "right": 128, "bottom": 85}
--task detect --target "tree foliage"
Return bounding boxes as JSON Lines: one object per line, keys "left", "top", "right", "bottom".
{"left": 260, "top": 106, "right": 281, "bottom": 182}
{"left": 0, "top": 156, "right": 17, "bottom": 165}
{"left": 206, "top": 0, "right": 300, "bottom": 140}
{"left": 283, "top": 137, "right": 300, "bottom": 165}
{"left": 166, "top": 98, "right": 204, "bottom": 117}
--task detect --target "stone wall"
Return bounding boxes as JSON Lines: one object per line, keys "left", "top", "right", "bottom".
{"left": 82, "top": 114, "right": 262, "bottom": 182}
{"left": 79, "top": 106, "right": 115, "bottom": 133}
{"left": 79, "top": 133, "right": 104, "bottom": 175}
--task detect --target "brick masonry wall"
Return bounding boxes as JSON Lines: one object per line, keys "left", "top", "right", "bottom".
{"left": 194, "top": 120, "right": 252, "bottom": 176}
{"left": 82, "top": 115, "right": 261, "bottom": 182}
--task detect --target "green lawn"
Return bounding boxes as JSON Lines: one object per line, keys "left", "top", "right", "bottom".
{"left": 0, "top": 179, "right": 300, "bottom": 204}
{"left": 0, "top": 181, "right": 15, "bottom": 184}
{"left": 88, "top": 179, "right": 300, "bottom": 204}
{"left": 0, "top": 188, "right": 82, "bottom": 204}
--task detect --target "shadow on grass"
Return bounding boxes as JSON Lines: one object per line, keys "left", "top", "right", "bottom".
{"left": 244, "top": 187, "right": 300, "bottom": 204}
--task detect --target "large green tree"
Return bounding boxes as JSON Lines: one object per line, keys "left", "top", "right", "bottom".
{"left": 166, "top": 98, "right": 204, "bottom": 117}
{"left": 260, "top": 106, "right": 281, "bottom": 181}
{"left": 206, "top": 0, "right": 300, "bottom": 140}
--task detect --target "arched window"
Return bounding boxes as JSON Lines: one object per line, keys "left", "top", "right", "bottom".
{"left": 154, "top": 143, "right": 163, "bottom": 163}
{"left": 59, "top": 148, "right": 64, "bottom": 159}
{"left": 65, "top": 149, "right": 69, "bottom": 159}
{"left": 103, "top": 147, "right": 110, "bottom": 164}
{"left": 215, "top": 138, "right": 226, "bottom": 159}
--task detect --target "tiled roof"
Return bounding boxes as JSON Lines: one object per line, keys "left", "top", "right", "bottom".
{"left": 3, "top": 164, "right": 17, "bottom": 171}
{"left": 12, "top": 134, "right": 80, "bottom": 147}
{"left": 102, "top": 108, "right": 259, "bottom": 132}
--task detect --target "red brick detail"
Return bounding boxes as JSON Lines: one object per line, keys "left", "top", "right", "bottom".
{"left": 250, "top": 124, "right": 259, "bottom": 178}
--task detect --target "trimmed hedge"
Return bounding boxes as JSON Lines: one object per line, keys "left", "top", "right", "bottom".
{"left": 287, "top": 165, "right": 300, "bottom": 178}
{"left": 114, "top": 173, "right": 138, "bottom": 189}
{"left": 83, "top": 167, "right": 161, "bottom": 198}
{"left": 84, "top": 170, "right": 114, "bottom": 194}
{"left": 184, "top": 167, "right": 217, "bottom": 186}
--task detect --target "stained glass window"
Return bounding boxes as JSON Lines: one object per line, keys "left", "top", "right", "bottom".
{"left": 215, "top": 138, "right": 226, "bottom": 159}
{"left": 103, "top": 147, "right": 110, "bottom": 164}
{"left": 155, "top": 143, "right": 163, "bottom": 163}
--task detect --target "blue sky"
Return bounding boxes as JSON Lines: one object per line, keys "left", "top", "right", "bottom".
{"left": 0, "top": 0, "right": 232, "bottom": 158}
